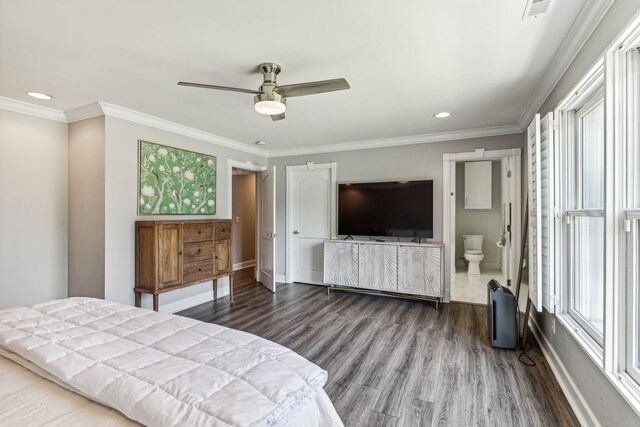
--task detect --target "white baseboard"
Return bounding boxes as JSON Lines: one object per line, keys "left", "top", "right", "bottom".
{"left": 233, "top": 260, "right": 256, "bottom": 271}
{"left": 156, "top": 279, "right": 230, "bottom": 314}
{"left": 275, "top": 274, "right": 287, "bottom": 283}
{"left": 529, "top": 316, "right": 600, "bottom": 427}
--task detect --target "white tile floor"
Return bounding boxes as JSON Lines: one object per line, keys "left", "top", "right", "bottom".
{"left": 451, "top": 266, "right": 529, "bottom": 309}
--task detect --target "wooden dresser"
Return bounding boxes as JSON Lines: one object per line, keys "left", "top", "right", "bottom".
{"left": 135, "top": 219, "right": 233, "bottom": 311}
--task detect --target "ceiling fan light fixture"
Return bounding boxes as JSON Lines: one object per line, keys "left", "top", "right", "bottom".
{"left": 254, "top": 92, "right": 286, "bottom": 115}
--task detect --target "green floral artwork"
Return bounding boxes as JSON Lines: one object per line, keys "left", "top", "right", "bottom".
{"left": 138, "top": 140, "right": 216, "bottom": 214}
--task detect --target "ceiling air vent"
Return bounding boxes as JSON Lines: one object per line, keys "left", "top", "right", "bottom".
{"left": 523, "top": 0, "right": 551, "bottom": 19}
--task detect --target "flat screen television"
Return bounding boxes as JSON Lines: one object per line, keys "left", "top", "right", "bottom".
{"left": 338, "top": 180, "right": 433, "bottom": 238}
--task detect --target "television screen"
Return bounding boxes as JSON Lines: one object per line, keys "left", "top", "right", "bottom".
{"left": 338, "top": 180, "right": 433, "bottom": 238}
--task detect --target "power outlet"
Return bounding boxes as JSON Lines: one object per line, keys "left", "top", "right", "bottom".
{"left": 235, "top": 216, "right": 240, "bottom": 223}
{"left": 552, "top": 318, "right": 556, "bottom": 334}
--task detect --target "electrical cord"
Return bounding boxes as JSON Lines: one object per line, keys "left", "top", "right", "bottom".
{"left": 515, "top": 299, "right": 536, "bottom": 367}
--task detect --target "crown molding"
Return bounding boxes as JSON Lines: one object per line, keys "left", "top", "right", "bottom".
{"left": 518, "top": 0, "right": 615, "bottom": 130}
{"left": 65, "top": 102, "right": 105, "bottom": 123}
{"left": 98, "top": 103, "right": 269, "bottom": 157}
{"left": 0, "top": 96, "right": 67, "bottom": 122}
{"left": 0, "top": 96, "right": 521, "bottom": 159}
{"left": 266, "top": 123, "right": 522, "bottom": 158}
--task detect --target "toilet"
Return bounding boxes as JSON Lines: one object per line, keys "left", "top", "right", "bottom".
{"left": 463, "top": 235, "right": 484, "bottom": 275}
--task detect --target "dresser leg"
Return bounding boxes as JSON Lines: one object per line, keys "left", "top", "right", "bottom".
{"left": 152, "top": 294, "right": 159, "bottom": 312}
{"left": 135, "top": 291, "right": 141, "bottom": 308}
{"left": 213, "top": 279, "right": 218, "bottom": 300}
{"left": 229, "top": 275, "right": 234, "bottom": 303}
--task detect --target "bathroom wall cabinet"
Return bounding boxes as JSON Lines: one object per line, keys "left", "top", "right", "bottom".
{"left": 464, "top": 161, "right": 492, "bottom": 209}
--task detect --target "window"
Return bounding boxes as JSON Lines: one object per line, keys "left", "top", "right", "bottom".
{"left": 624, "top": 44, "right": 640, "bottom": 386}
{"left": 566, "top": 91, "right": 605, "bottom": 343}
{"left": 537, "top": 13, "right": 640, "bottom": 412}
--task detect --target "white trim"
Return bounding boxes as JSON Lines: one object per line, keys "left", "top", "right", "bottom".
{"left": 0, "top": 96, "right": 67, "bottom": 122}
{"left": 529, "top": 316, "right": 601, "bottom": 427}
{"left": 285, "top": 162, "right": 337, "bottom": 284}
{"left": 228, "top": 159, "right": 267, "bottom": 173}
{"left": 233, "top": 260, "right": 256, "bottom": 271}
{"left": 99, "top": 102, "right": 269, "bottom": 157}
{"left": 144, "top": 279, "right": 230, "bottom": 314}
{"left": 275, "top": 274, "right": 286, "bottom": 283}
{"left": 65, "top": 102, "right": 105, "bottom": 123}
{"left": 518, "top": 0, "right": 615, "bottom": 129}
{"left": 269, "top": 124, "right": 521, "bottom": 158}
{"left": 442, "top": 147, "right": 522, "bottom": 161}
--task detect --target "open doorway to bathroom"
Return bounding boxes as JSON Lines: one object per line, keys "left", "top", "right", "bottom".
{"left": 453, "top": 160, "right": 505, "bottom": 303}
{"left": 442, "top": 148, "right": 524, "bottom": 306}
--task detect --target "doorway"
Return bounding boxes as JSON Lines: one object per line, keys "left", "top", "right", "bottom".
{"left": 285, "top": 162, "right": 337, "bottom": 284}
{"left": 227, "top": 160, "right": 276, "bottom": 293}
{"left": 231, "top": 168, "right": 257, "bottom": 287}
{"left": 443, "top": 148, "right": 522, "bottom": 304}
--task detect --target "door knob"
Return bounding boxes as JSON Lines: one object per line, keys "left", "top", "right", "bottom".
{"left": 293, "top": 230, "right": 300, "bottom": 235}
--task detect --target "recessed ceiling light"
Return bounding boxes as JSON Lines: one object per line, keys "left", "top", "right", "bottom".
{"left": 255, "top": 141, "right": 266, "bottom": 145}
{"left": 26, "top": 92, "right": 53, "bottom": 100}
{"left": 434, "top": 112, "right": 451, "bottom": 118}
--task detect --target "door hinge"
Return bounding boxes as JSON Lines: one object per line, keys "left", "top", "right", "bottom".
{"left": 507, "top": 170, "right": 512, "bottom": 178}
{"left": 551, "top": 207, "right": 560, "bottom": 218}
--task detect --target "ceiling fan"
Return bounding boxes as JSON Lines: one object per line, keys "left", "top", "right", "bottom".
{"left": 178, "top": 63, "right": 350, "bottom": 121}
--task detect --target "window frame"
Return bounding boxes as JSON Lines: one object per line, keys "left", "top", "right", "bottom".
{"left": 554, "top": 61, "right": 606, "bottom": 363}
{"left": 565, "top": 88, "right": 606, "bottom": 345}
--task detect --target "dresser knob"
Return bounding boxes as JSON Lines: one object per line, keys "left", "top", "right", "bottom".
{"left": 198, "top": 268, "right": 202, "bottom": 272}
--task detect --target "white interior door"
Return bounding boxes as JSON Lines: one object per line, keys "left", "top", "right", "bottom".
{"left": 258, "top": 166, "right": 276, "bottom": 292}
{"left": 287, "top": 162, "right": 336, "bottom": 284}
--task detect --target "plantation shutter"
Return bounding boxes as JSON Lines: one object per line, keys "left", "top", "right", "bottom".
{"left": 527, "top": 113, "right": 556, "bottom": 313}
{"left": 527, "top": 114, "right": 543, "bottom": 312}
{"left": 540, "top": 112, "right": 555, "bottom": 313}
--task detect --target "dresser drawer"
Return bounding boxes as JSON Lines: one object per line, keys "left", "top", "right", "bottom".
{"left": 215, "top": 223, "right": 231, "bottom": 240}
{"left": 183, "top": 241, "right": 214, "bottom": 263}
{"left": 183, "top": 223, "right": 213, "bottom": 242}
{"left": 183, "top": 260, "right": 214, "bottom": 284}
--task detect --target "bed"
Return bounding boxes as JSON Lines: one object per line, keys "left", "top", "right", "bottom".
{"left": 0, "top": 298, "right": 343, "bottom": 427}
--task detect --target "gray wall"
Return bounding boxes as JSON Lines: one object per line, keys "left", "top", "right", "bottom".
{"left": 268, "top": 133, "right": 524, "bottom": 277}
{"left": 531, "top": 1, "right": 640, "bottom": 425}
{"left": 103, "top": 116, "right": 266, "bottom": 311}
{"left": 68, "top": 116, "right": 105, "bottom": 299}
{"left": 0, "top": 109, "right": 68, "bottom": 308}
{"left": 455, "top": 160, "right": 502, "bottom": 268}
{"left": 231, "top": 173, "right": 256, "bottom": 266}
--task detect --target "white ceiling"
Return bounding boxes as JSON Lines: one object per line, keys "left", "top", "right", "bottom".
{"left": 0, "top": 0, "right": 589, "bottom": 151}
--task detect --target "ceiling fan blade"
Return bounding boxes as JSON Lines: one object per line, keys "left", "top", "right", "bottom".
{"left": 276, "top": 78, "right": 350, "bottom": 98}
{"left": 177, "top": 81, "right": 260, "bottom": 95}
{"left": 270, "top": 112, "right": 286, "bottom": 121}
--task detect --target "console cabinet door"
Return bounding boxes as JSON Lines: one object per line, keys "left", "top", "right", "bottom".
{"left": 323, "top": 242, "right": 358, "bottom": 286}
{"left": 215, "top": 239, "right": 232, "bottom": 276}
{"left": 359, "top": 244, "right": 397, "bottom": 291}
{"left": 398, "top": 246, "right": 442, "bottom": 296}
{"left": 158, "top": 224, "right": 182, "bottom": 287}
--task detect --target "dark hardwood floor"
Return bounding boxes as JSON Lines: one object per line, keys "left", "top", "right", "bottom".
{"left": 232, "top": 266, "right": 256, "bottom": 287}
{"left": 178, "top": 281, "right": 579, "bottom": 427}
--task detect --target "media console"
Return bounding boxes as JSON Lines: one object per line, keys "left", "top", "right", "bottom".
{"left": 323, "top": 240, "right": 444, "bottom": 308}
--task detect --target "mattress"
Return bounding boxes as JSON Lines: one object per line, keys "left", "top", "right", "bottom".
{"left": 0, "top": 298, "right": 344, "bottom": 427}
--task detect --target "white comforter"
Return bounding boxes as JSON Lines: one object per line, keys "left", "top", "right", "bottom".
{"left": 0, "top": 298, "right": 330, "bottom": 427}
